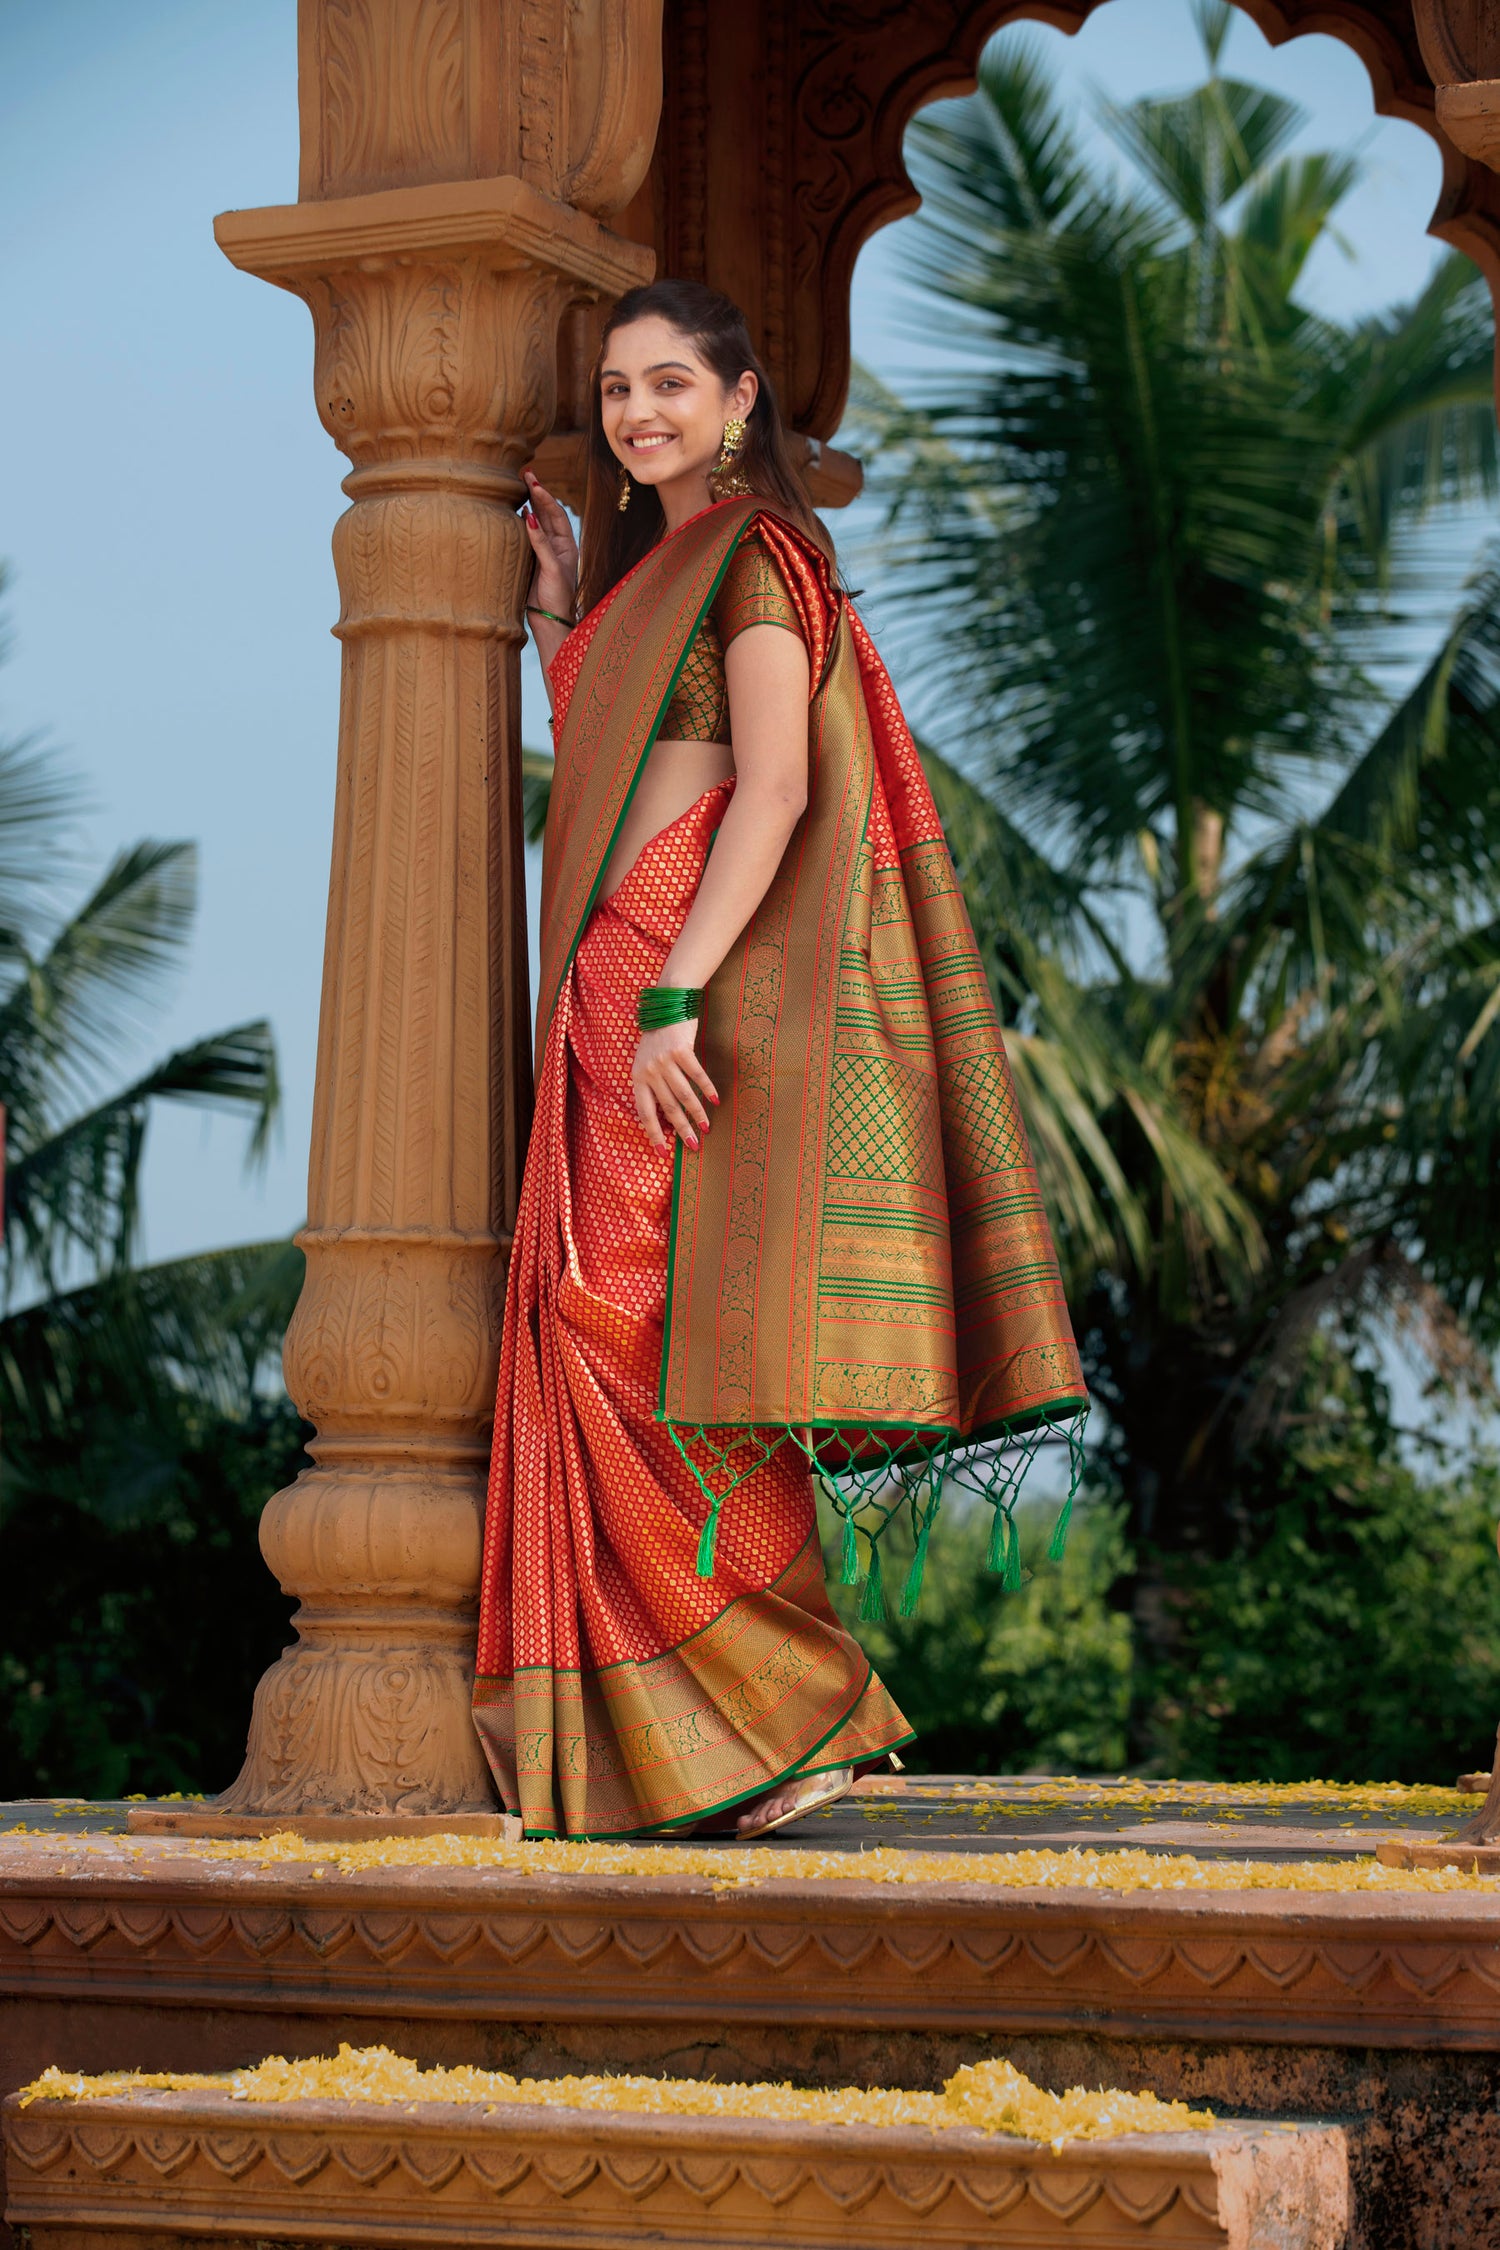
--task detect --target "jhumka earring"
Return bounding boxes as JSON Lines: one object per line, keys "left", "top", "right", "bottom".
{"left": 618, "top": 463, "right": 632, "bottom": 511}
{"left": 709, "top": 415, "right": 752, "bottom": 499}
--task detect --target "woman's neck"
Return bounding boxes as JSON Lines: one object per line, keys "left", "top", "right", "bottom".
{"left": 656, "top": 467, "right": 715, "bottom": 533}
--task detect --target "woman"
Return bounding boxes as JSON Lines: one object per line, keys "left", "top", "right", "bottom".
{"left": 472, "top": 280, "right": 1086, "bottom": 1842}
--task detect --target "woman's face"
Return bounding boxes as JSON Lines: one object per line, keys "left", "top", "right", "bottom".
{"left": 599, "top": 315, "right": 757, "bottom": 492}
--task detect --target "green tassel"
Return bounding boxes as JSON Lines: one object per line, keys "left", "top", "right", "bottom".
{"left": 840, "top": 1511, "right": 860, "bottom": 1586}
{"left": 1047, "top": 1489, "right": 1074, "bottom": 1563}
{"left": 899, "top": 1519, "right": 932, "bottom": 1618}
{"left": 1002, "top": 1512, "right": 1023, "bottom": 1591}
{"left": 985, "top": 1501, "right": 1008, "bottom": 1575}
{"left": 859, "top": 1541, "right": 887, "bottom": 1622}
{"left": 695, "top": 1502, "right": 722, "bottom": 1579}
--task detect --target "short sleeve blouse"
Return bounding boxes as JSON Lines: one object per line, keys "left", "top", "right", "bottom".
{"left": 657, "top": 527, "right": 805, "bottom": 744}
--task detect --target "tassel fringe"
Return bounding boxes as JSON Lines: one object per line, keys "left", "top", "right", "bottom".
{"left": 665, "top": 1406, "right": 1088, "bottom": 1611}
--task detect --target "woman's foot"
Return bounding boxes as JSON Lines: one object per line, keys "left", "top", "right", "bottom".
{"left": 735, "top": 1765, "right": 854, "bottom": 1841}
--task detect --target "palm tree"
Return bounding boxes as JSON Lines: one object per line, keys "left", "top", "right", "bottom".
{"left": 0, "top": 584, "right": 302, "bottom": 1791}
{"left": 843, "top": 7, "right": 1500, "bottom": 1656}
{"left": 0, "top": 582, "right": 286, "bottom": 1440}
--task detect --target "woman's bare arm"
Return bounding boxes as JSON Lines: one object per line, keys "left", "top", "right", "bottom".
{"left": 632, "top": 621, "right": 812, "bottom": 1151}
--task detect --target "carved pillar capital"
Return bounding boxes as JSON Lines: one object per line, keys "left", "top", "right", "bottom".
{"left": 199, "top": 0, "right": 658, "bottom": 1824}
{"left": 1410, "top": 0, "right": 1500, "bottom": 165}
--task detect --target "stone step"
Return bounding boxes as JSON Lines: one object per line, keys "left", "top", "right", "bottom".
{"left": 4, "top": 2083, "right": 1348, "bottom": 2250}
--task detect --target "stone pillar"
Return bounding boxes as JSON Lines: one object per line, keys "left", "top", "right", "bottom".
{"left": 204, "top": 1, "right": 658, "bottom": 1820}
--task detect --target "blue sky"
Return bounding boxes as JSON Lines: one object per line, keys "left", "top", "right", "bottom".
{"left": 0, "top": 0, "right": 1474, "bottom": 1268}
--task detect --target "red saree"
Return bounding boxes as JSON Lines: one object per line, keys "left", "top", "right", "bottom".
{"left": 473, "top": 499, "right": 1086, "bottom": 1839}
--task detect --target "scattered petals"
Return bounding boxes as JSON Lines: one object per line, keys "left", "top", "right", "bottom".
{"left": 19, "top": 2044, "right": 1216, "bottom": 2146}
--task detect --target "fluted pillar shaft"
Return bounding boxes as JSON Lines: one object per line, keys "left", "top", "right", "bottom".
{"left": 209, "top": 1, "right": 658, "bottom": 1818}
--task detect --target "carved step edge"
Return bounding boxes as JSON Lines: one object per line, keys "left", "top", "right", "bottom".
{"left": 1378, "top": 1839, "right": 1500, "bottom": 1873}
{"left": 124, "top": 1807, "right": 523, "bottom": 1842}
{"left": 3, "top": 2085, "right": 1349, "bottom": 2250}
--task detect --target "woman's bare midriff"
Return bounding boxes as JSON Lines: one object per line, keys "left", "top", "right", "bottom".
{"left": 598, "top": 736, "right": 734, "bottom": 900}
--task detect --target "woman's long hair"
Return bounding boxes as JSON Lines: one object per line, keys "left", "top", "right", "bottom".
{"left": 575, "top": 279, "right": 835, "bottom": 618}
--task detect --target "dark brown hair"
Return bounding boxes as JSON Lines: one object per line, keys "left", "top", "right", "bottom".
{"left": 575, "top": 278, "right": 835, "bottom": 617}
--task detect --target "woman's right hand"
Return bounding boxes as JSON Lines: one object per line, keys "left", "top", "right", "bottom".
{"left": 522, "top": 469, "right": 579, "bottom": 614}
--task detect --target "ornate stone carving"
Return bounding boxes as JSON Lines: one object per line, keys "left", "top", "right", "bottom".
{"left": 2, "top": 2082, "right": 1349, "bottom": 2249}
{"left": 6, "top": 1838, "right": 1500, "bottom": 2050}
{"left": 196, "top": 1, "right": 655, "bottom": 1821}
{"left": 1414, "top": 0, "right": 1500, "bottom": 175}
{"left": 298, "top": 0, "right": 663, "bottom": 211}
{"left": 619, "top": 0, "right": 1500, "bottom": 450}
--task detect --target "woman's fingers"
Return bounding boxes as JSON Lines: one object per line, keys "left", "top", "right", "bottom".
{"left": 631, "top": 1028, "right": 719, "bottom": 1148}
{"left": 632, "top": 1064, "right": 708, "bottom": 1148}
{"left": 660, "top": 1061, "right": 710, "bottom": 1133}
{"left": 657, "top": 1090, "right": 699, "bottom": 1149}
{"left": 633, "top": 1077, "right": 668, "bottom": 1150}
{"left": 525, "top": 472, "right": 577, "bottom": 545}
{"left": 635, "top": 1068, "right": 699, "bottom": 1148}
{"left": 682, "top": 1053, "right": 720, "bottom": 1108}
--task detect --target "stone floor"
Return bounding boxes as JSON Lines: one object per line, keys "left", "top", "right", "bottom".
{"left": 0, "top": 1772, "right": 1474, "bottom": 1861}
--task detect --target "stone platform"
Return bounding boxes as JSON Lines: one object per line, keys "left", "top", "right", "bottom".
{"left": 1, "top": 1777, "right": 1497, "bottom": 2248}
{"left": 2, "top": 2081, "right": 1350, "bottom": 2250}
{"left": 7, "top": 1771, "right": 1473, "bottom": 1862}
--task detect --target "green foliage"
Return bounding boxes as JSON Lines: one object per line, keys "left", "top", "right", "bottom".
{"left": 0, "top": 1393, "right": 306, "bottom": 1800}
{"left": 1142, "top": 1353, "right": 1500, "bottom": 1782}
{"left": 0, "top": 573, "right": 295, "bottom": 1798}
{"left": 845, "top": 27, "right": 1500, "bottom": 1593}
{"left": 828, "top": 1345, "right": 1500, "bottom": 1785}
{"left": 823, "top": 1488, "right": 1133, "bottom": 1774}
{"left": 0, "top": 1243, "right": 310, "bottom": 1798}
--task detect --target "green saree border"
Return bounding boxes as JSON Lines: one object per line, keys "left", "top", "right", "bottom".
{"left": 544, "top": 509, "right": 760, "bottom": 1040}
{"left": 512, "top": 1678, "right": 916, "bottom": 1844}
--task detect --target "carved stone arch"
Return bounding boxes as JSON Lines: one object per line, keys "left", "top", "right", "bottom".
{"left": 601, "top": 0, "right": 1500, "bottom": 484}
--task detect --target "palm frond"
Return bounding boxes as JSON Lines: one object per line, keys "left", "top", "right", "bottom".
{"left": 0, "top": 841, "right": 199, "bottom": 1145}
{"left": 3, "top": 1021, "right": 280, "bottom": 1293}
{"left": 0, "top": 1238, "right": 304, "bottom": 1504}
{"left": 0, "top": 730, "right": 88, "bottom": 941}
{"left": 1098, "top": 77, "right": 1307, "bottom": 232}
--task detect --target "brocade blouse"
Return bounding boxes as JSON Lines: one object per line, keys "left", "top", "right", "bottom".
{"left": 658, "top": 529, "right": 805, "bottom": 744}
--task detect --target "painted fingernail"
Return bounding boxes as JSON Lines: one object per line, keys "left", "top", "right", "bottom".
{"left": 687, "top": 1134, "right": 700, "bottom": 1151}
{"left": 525, "top": 509, "right": 537, "bottom": 527}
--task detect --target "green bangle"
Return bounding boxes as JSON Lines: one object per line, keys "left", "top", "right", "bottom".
{"left": 638, "top": 984, "right": 704, "bottom": 1030}
{"left": 527, "top": 604, "right": 574, "bottom": 628}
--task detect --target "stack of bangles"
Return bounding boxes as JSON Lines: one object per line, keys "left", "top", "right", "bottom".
{"left": 637, "top": 985, "right": 704, "bottom": 1030}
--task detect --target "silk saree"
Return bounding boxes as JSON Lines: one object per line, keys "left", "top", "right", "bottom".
{"left": 473, "top": 497, "right": 1087, "bottom": 1839}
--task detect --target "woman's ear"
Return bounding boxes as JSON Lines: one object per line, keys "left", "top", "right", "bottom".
{"left": 730, "top": 369, "right": 759, "bottom": 421}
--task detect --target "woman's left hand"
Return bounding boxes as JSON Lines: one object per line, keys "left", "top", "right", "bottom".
{"left": 632, "top": 1022, "right": 719, "bottom": 1151}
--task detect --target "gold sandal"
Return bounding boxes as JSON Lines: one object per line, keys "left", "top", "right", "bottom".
{"left": 735, "top": 1765, "right": 854, "bottom": 1842}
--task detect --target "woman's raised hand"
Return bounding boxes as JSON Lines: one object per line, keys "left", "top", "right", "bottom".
{"left": 522, "top": 468, "right": 579, "bottom": 612}
{"left": 632, "top": 1021, "right": 720, "bottom": 1153}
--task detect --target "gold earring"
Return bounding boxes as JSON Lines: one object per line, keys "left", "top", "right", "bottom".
{"left": 710, "top": 415, "right": 752, "bottom": 499}
{"left": 618, "top": 463, "right": 632, "bottom": 511}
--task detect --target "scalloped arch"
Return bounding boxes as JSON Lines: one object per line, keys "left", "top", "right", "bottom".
{"left": 767, "top": 0, "right": 1500, "bottom": 437}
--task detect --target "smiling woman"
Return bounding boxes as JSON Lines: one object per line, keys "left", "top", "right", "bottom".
{"left": 471, "top": 279, "right": 1087, "bottom": 1846}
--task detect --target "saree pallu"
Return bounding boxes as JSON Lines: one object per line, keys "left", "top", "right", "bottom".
{"left": 475, "top": 498, "right": 1086, "bottom": 1838}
